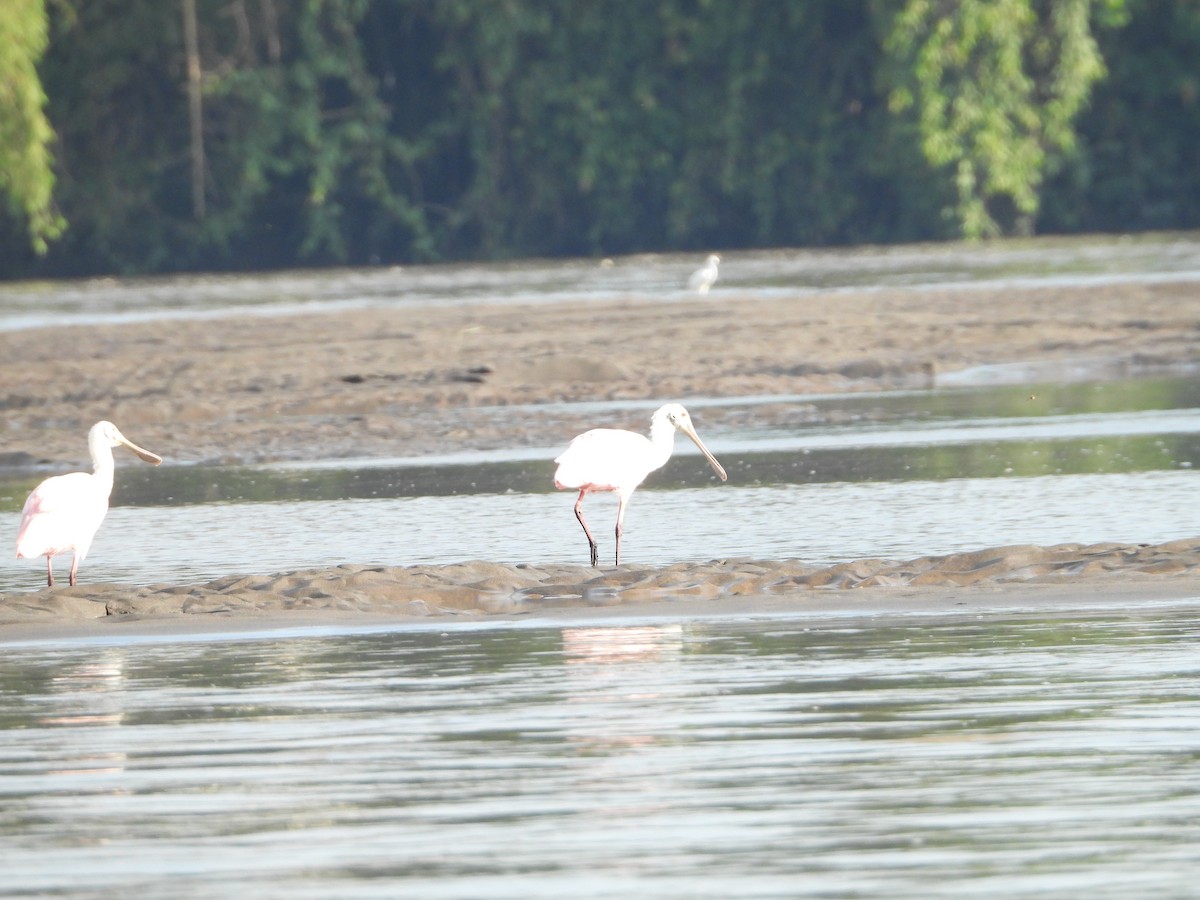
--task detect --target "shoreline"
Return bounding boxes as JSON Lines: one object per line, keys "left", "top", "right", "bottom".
{"left": 3, "top": 539, "right": 1198, "bottom": 644}
{"left": 4, "top": 577, "right": 1200, "bottom": 647}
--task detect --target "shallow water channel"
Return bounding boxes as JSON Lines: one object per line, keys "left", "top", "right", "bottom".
{"left": 3, "top": 609, "right": 1200, "bottom": 897}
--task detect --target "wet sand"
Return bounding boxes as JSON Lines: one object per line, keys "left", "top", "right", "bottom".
{"left": 2, "top": 279, "right": 1197, "bottom": 467}
{"left": 2, "top": 540, "right": 1199, "bottom": 643}
{"left": 2, "top": 275, "right": 1199, "bottom": 639}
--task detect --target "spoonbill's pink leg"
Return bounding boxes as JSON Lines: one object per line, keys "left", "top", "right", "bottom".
{"left": 615, "top": 496, "right": 629, "bottom": 567}
{"left": 574, "top": 490, "right": 599, "bottom": 566}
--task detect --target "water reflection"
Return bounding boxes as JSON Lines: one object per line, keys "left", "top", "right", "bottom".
{"left": 85, "top": 423, "right": 1200, "bottom": 506}
{"left": 40, "top": 650, "right": 127, "bottom": 730}
{"left": 2, "top": 612, "right": 1200, "bottom": 896}
{"left": 562, "top": 624, "right": 685, "bottom": 752}
{"left": 3, "top": 376, "right": 1197, "bottom": 510}
{"left": 39, "top": 651, "right": 129, "bottom": 780}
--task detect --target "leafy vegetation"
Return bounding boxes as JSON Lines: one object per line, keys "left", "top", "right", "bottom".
{"left": 0, "top": 0, "right": 64, "bottom": 254}
{"left": 0, "top": 0, "right": 1196, "bottom": 278}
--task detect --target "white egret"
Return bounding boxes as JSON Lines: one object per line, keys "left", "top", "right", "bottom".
{"left": 688, "top": 254, "right": 721, "bottom": 294}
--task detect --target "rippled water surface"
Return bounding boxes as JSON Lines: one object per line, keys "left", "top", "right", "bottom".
{"left": 4, "top": 611, "right": 1200, "bottom": 897}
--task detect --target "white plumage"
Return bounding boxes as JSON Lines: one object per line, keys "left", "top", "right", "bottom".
{"left": 687, "top": 254, "right": 721, "bottom": 294}
{"left": 554, "top": 403, "right": 727, "bottom": 566}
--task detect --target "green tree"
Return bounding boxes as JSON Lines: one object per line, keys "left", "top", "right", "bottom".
{"left": 6, "top": 0, "right": 1195, "bottom": 279}
{"left": 430, "top": 1, "right": 936, "bottom": 258}
{"left": 884, "top": 0, "right": 1127, "bottom": 238}
{"left": 0, "top": 0, "right": 64, "bottom": 253}
{"left": 35, "top": 0, "right": 442, "bottom": 274}
{"left": 1042, "top": 0, "right": 1200, "bottom": 232}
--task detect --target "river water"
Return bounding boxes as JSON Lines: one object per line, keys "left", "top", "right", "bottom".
{"left": 3, "top": 611, "right": 1200, "bottom": 897}
{"left": 2, "top": 237, "right": 1200, "bottom": 896}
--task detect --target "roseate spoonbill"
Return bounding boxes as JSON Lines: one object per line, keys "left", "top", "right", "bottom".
{"left": 687, "top": 254, "right": 721, "bottom": 294}
{"left": 554, "top": 403, "right": 727, "bottom": 566}
{"left": 15, "top": 421, "right": 162, "bottom": 587}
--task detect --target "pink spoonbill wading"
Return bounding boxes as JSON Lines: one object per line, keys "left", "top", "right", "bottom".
{"left": 553, "top": 403, "right": 728, "bottom": 566}
{"left": 15, "top": 421, "right": 163, "bottom": 587}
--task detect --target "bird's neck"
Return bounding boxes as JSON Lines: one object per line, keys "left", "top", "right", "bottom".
{"left": 90, "top": 446, "right": 117, "bottom": 494}
{"left": 647, "top": 418, "right": 677, "bottom": 470}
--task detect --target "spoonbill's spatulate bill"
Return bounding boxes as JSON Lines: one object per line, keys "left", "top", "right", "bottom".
{"left": 688, "top": 254, "right": 721, "bottom": 294}
{"left": 15, "top": 421, "right": 163, "bottom": 587}
{"left": 553, "top": 403, "right": 727, "bottom": 566}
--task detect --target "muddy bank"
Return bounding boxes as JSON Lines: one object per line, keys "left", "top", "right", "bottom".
{"left": 1, "top": 279, "right": 1198, "bottom": 468}
{"left": 3, "top": 539, "right": 1197, "bottom": 636}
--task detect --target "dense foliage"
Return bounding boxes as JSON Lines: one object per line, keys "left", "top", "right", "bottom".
{"left": 0, "top": 0, "right": 63, "bottom": 254}
{"left": 0, "top": 0, "right": 1197, "bottom": 278}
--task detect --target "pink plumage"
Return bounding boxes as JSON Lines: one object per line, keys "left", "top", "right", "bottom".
{"left": 15, "top": 421, "right": 162, "bottom": 587}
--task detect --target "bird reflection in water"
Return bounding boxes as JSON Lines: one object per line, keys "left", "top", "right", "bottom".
{"left": 39, "top": 649, "right": 130, "bottom": 776}
{"left": 560, "top": 624, "right": 686, "bottom": 754}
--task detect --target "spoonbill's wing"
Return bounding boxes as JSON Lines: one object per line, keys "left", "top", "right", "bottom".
{"left": 20, "top": 472, "right": 97, "bottom": 516}
{"left": 554, "top": 428, "right": 656, "bottom": 493}
{"left": 16, "top": 472, "right": 106, "bottom": 557}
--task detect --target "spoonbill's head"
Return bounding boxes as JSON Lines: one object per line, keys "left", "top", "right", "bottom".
{"left": 90, "top": 421, "right": 163, "bottom": 465}
{"left": 655, "top": 404, "right": 728, "bottom": 481}
{"left": 706, "top": 254, "right": 721, "bottom": 266}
